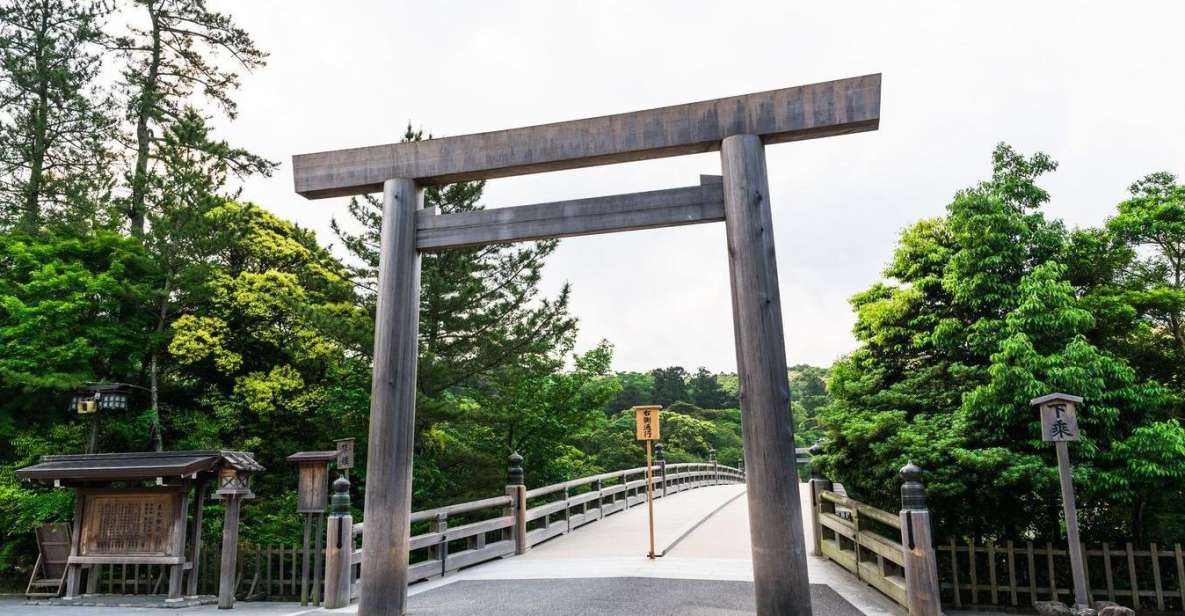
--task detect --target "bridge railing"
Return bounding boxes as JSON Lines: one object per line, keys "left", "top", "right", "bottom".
{"left": 323, "top": 454, "right": 744, "bottom": 608}
{"left": 809, "top": 462, "right": 941, "bottom": 616}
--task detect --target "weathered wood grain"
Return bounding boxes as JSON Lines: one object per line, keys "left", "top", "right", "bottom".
{"left": 217, "top": 495, "right": 241, "bottom": 609}
{"left": 415, "top": 177, "right": 724, "bottom": 251}
{"left": 293, "top": 75, "right": 881, "bottom": 197}
{"left": 721, "top": 133, "right": 811, "bottom": 616}
{"left": 358, "top": 178, "right": 422, "bottom": 616}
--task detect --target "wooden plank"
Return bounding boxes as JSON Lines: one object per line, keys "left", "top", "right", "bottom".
{"left": 857, "top": 560, "right": 908, "bottom": 607}
{"left": 416, "top": 179, "right": 724, "bottom": 251}
{"left": 68, "top": 555, "right": 186, "bottom": 565}
{"left": 1047, "top": 542, "right": 1058, "bottom": 602}
{"left": 722, "top": 133, "right": 811, "bottom": 616}
{"left": 217, "top": 495, "right": 242, "bottom": 609}
{"left": 359, "top": 178, "right": 423, "bottom": 616}
{"left": 1103, "top": 543, "right": 1116, "bottom": 602}
{"left": 1127, "top": 542, "right": 1139, "bottom": 610}
{"left": 187, "top": 480, "right": 207, "bottom": 597}
{"left": 950, "top": 540, "right": 962, "bottom": 608}
{"left": 293, "top": 74, "right": 881, "bottom": 197}
{"left": 1151, "top": 543, "right": 1164, "bottom": 611}
{"left": 969, "top": 541, "right": 978, "bottom": 604}
{"left": 988, "top": 542, "right": 998, "bottom": 604}
{"left": 1175, "top": 544, "right": 1184, "bottom": 602}
{"left": 1027, "top": 541, "right": 1038, "bottom": 604}
{"left": 1007, "top": 540, "right": 1018, "bottom": 606}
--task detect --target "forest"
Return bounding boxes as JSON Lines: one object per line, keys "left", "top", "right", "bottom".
{"left": 1, "top": 0, "right": 1183, "bottom": 590}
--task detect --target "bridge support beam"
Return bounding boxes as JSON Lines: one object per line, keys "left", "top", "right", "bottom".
{"left": 722, "top": 134, "right": 813, "bottom": 616}
{"left": 359, "top": 178, "right": 422, "bottom": 616}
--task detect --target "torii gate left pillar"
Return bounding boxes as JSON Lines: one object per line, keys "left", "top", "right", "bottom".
{"left": 293, "top": 74, "right": 881, "bottom": 616}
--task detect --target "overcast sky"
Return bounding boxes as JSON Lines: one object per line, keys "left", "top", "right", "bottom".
{"left": 207, "top": 1, "right": 1185, "bottom": 373}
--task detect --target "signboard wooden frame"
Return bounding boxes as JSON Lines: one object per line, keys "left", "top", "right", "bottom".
{"left": 77, "top": 487, "right": 183, "bottom": 558}
{"left": 634, "top": 406, "right": 661, "bottom": 441}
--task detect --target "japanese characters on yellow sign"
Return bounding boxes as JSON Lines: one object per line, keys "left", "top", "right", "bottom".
{"left": 633, "top": 405, "right": 661, "bottom": 441}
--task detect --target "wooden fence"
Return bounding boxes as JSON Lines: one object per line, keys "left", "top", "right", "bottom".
{"left": 814, "top": 486, "right": 910, "bottom": 607}
{"left": 941, "top": 540, "right": 1185, "bottom": 613}
{"left": 82, "top": 541, "right": 322, "bottom": 601}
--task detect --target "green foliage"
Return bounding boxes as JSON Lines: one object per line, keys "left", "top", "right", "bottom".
{"left": 821, "top": 144, "right": 1185, "bottom": 543}
{"left": 0, "top": 0, "right": 115, "bottom": 230}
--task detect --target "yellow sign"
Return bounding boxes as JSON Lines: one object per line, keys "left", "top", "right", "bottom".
{"left": 633, "top": 405, "right": 661, "bottom": 441}
{"left": 77, "top": 399, "right": 97, "bottom": 414}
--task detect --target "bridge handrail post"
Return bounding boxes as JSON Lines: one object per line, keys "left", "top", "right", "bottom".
{"left": 807, "top": 442, "right": 831, "bottom": 557}
{"left": 899, "top": 462, "right": 941, "bottom": 616}
{"left": 506, "top": 452, "right": 528, "bottom": 555}
{"left": 655, "top": 444, "right": 667, "bottom": 498}
{"left": 709, "top": 449, "right": 718, "bottom": 485}
{"left": 324, "top": 475, "right": 353, "bottom": 609}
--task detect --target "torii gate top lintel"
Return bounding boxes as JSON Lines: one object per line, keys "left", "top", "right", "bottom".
{"left": 292, "top": 73, "right": 880, "bottom": 198}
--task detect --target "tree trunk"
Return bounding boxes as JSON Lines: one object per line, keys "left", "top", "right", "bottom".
{"left": 149, "top": 350, "right": 162, "bottom": 452}
{"left": 22, "top": 1, "right": 51, "bottom": 230}
{"left": 148, "top": 279, "right": 169, "bottom": 452}
{"left": 129, "top": 5, "right": 162, "bottom": 236}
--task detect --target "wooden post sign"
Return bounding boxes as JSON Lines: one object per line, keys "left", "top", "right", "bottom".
{"left": 1031, "top": 393, "right": 1090, "bottom": 614}
{"left": 633, "top": 405, "right": 661, "bottom": 559}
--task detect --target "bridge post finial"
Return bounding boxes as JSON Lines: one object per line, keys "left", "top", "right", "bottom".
{"left": 899, "top": 460, "right": 925, "bottom": 511}
{"left": 507, "top": 451, "right": 524, "bottom": 486}
{"left": 898, "top": 461, "right": 941, "bottom": 616}
{"left": 323, "top": 475, "right": 354, "bottom": 609}
{"left": 506, "top": 452, "right": 528, "bottom": 555}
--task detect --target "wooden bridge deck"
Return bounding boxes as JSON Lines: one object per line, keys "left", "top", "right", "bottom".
{"left": 395, "top": 483, "right": 906, "bottom": 616}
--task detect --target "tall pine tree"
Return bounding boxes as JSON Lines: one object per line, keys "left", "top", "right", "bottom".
{"left": 0, "top": 0, "right": 114, "bottom": 231}
{"left": 111, "top": 0, "right": 271, "bottom": 234}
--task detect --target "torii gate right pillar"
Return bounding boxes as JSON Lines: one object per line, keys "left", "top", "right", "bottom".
{"left": 722, "top": 134, "right": 812, "bottom": 616}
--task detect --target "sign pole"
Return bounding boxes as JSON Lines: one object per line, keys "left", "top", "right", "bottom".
{"left": 646, "top": 440, "right": 656, "bottom": 559}
{"left": 1032, "top": 393, "right": 1091, "bottom": 615}
{"left": 633, "top": 405, "right": 662, "bottom": 560}
{"left": 1056, "top": 440, "right": 1090, "bottom": 611}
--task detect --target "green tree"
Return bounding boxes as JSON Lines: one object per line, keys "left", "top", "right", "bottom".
{"left": 0, "top": 0, "right": 114, "bottom": 230}
{"left": 688, "top": 367, "right": 731, "bottom": 409}
{"left": 1105, "top": 173, "right": 1185, "bottom": 388}
{"left": 650, "top": 366, "right": 688, "bottom": 407}
{"left": 603, "top": 371, "right": 654, "bottom": 412}
{"left": 112, "top": 0, "right": 270, "bottom": 234}
{"left": 820, "top": 144, "right": 1185, "bottom": 541}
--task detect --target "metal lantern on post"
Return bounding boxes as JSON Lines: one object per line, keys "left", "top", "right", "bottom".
{"left": 70, "top": 383, "right": 136, "bottom": 454}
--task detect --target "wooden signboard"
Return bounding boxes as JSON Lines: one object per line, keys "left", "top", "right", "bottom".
{"left": 634, "top": 406, "right": 661, "bottom": 441}
{"left": 79, "top": 489, "right": 182, "bottom": 557}
{"left": 1038, "top": 399, "right": 1080, "bottom": 442}
{"left": 335, "top": 438, "right": 355, "bottom": 470}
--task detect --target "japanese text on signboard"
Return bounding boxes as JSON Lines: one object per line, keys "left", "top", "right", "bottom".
{"left": 634, "top": 406, "right": 661, "bottom": 441}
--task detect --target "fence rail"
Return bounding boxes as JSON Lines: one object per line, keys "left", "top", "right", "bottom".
{"left": 332, "top": 460, "right": 743, "bottom": 605}
{"left": 941, "top": 539, "right": 1185, "bottom": 613}
{"left": 815, "top": 487, "right": 909, "bottom": 607}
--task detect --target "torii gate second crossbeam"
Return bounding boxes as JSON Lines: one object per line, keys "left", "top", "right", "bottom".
{"left": 292, "top": 73, "right": 881, "bottom": 616}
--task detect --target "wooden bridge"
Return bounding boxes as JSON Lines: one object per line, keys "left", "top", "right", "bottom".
{"left": 308, "top": 456, "right": 938, "bottom": 616}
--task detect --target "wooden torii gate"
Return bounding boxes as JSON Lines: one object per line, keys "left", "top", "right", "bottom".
{"left": 292, "top": 73, "right": 881, "bottom": 616}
